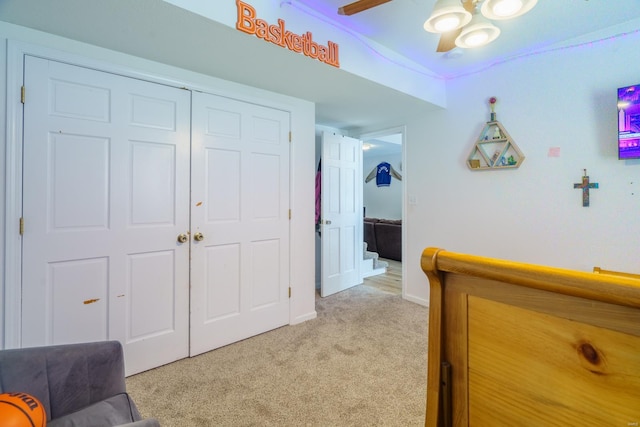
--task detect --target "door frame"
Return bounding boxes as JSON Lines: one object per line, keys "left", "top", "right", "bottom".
{"left": 358, "top": 126, "right": 406, "bottom": 298}
{"left": 3, "top": 40, "right": 314, "bottom": 349}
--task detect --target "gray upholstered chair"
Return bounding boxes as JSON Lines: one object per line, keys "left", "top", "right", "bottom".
{"left": 0, "top": 340, "right": 159, "bottom": 426}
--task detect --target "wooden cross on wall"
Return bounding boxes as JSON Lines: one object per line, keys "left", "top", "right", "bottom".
{"left": 573, "top": 169, "right": 599, "bottom": 207}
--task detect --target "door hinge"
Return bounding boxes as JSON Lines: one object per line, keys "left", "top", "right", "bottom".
{"left": 289, "top": 131, "right": 292, "bottom": 143}
{"left": 21, "top": 86, "right": 25, "bottom": 104}
{"left": 288, "top": 287, "right": 292, "bottom": 298}
{"left": 288, "top": 209, "right": 292, "bottom": 220}
{"left": 19, "top": 217, "right": 24, "bottom": 235}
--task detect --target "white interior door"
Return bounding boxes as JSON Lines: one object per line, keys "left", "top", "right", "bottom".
{"left": 320, "top": 132, "right": 363, "bottom": 297}
{"left": 189, "top": 91, "right": 291, "bottom": 356}
{"left": 21, "top": 56, "right": 191, "bottom": 375}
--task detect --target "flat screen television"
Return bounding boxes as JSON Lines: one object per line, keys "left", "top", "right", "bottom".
{"left": 618, "top": 84, "right": 640, "bottom": 159}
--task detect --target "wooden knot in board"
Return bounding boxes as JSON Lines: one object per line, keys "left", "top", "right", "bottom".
{"left": 576, "top": 341, "right": 606, "bottom": 375}
{"left": 579, "top": 342, "right": 599, "bottom": 364}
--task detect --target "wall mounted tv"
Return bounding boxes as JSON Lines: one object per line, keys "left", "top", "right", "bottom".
{"left": 618, "top": 84, "right": 640, "bottom": 159}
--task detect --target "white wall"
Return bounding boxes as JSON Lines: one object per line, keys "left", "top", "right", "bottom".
{"left": 163, "top": 0, "right": 446, "bottom": 108}
{"left": 363, "top": 151, "right": 402, "bottom": 219}
{"left": 0, "top": 22, "right": 317, "bottom": 347}
{"left": 400, "top": 21, "right": 640, "bottom": 305}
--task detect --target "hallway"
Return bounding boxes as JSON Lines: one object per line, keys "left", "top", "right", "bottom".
{"left": 363, "top": 258, "right": 401, "bottom": 295}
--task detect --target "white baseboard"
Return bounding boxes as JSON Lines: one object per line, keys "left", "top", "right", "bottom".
{"left": 290, "top": 310, "right": 317, "bottom": 325}
{"left": 403, "top": 293, "right": 429, "bottom": 307}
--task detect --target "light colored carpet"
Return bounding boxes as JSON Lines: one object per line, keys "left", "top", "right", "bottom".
{"left": 126, "top": 283, "right": 428, "bottom": 426}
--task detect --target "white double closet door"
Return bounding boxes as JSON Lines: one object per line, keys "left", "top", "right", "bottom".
{"left": 21, "top": 56, "right": 290, "bottom": 375}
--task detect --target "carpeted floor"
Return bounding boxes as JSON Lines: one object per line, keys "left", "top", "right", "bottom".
{"left": 126, "top": 283, "right": 429, "bottom": 426}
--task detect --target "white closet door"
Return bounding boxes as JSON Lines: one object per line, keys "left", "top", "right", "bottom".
{"left": 190, "top": 91, "right": 290, "bottom": 356}
{"left": 21, "top": 56, "right": 191, "bottom": 375}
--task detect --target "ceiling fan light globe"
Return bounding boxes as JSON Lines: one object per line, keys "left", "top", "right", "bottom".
{"left": 481, "top": 0, "right": 538, "bottom": 20}
{"left": 433, "top": 15, "right": 461, "bottom": 32}
{"left": 463, "top": 31, "right": 490, "bottom": 47}
{"left": 455, "top": 15, "right": 501, "bottom": 48}
{"left": 491, "top": 0, "right": 523, "bottom": 17}
{"left": 423, "top": 0, "right": 472, "bottom": 33}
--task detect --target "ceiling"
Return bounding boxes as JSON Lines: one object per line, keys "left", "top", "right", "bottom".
{"left": 363, "top": 133, "right": 403, "bottom": 157}
{"left": 0, "top": 0, "right": 637, "bottom": 132}
{"left": 300, "top": 0, "right": 640, "bottom": 78}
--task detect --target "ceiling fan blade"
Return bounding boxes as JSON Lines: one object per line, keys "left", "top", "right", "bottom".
{"left": 436, "top": 28, "right": 462, "bottom": 52}
{"left": 338, "top": 0, "right": 392, "bottom": 16}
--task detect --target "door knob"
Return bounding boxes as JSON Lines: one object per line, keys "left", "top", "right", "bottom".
{"left": 177, "top": 233, "right": 188, "bottom": 243}
{"left": 194, "top": 232, "right": 204, "bottom": 242}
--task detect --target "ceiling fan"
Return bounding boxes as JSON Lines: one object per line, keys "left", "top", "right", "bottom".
{"left": 430, "top": 0, "right": 476, "bottom": 52}
{"left": 337, "top": 0, "right": 474, "bottom": 52}
{"left": 337, "top": 0, "right": 392, "bottom": 16}
{"left": 337, "top": 0, "right": 537, "bottom": 52}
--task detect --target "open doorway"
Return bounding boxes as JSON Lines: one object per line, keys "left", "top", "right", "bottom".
{"left": 359, "top": 127, "right": 405, "bottom": 296}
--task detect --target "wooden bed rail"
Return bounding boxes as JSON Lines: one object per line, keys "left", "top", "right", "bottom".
{"left": 593, "top": 266, "right": 640, "bottom": 280}
{"left": 421, "top": 247, "right": 640, "bottom": 427}
{"left": 421, "top": 247, "right": 640, "bottom": 309}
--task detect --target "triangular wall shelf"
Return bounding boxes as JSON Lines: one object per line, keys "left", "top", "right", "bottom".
{"left": 467, "top": 120, "right": 525, "bottom": 170}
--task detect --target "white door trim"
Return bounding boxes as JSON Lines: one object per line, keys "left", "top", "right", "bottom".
{"left": 3, "top": 41, "right": 26, "bottom": 348}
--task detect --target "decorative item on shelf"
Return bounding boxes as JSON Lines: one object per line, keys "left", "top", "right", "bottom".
{"left": 489, "top": 96, "right": 497, "bottom": 122}
{"left": 466, "top": 96, "right": 525, "bottom": 171}
{"left": 573, "top": 168, "right": 599, "bottom": 207}
{"left": 490, "top": 149, "right": 500, "bottom": 165}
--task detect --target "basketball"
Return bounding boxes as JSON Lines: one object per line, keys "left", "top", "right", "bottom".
{"left": 0, "top": 392, "right": 46, "bottom": 427}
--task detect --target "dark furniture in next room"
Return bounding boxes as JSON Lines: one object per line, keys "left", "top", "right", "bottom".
{"left": 363, "top": 217, "right": 402, "bottom": 261}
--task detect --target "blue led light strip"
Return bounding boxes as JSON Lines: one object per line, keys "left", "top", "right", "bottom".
{"left": 281, "top": 2, "right": 640, "bottom": 81}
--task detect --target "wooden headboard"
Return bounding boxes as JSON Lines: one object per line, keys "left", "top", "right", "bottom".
{"left": 421, "top": 247, "right": 640, "bottom": 427}
{"left": 593, "top": 266, "right": 640, "bottom": 280}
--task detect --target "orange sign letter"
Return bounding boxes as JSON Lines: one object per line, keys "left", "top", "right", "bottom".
{"left": 236, "top": 0, "right": 256, "bottom": 34}
{"left": 236, "top": 1, "right": 340, "bottom": 68}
